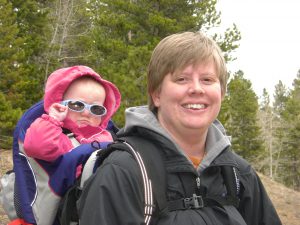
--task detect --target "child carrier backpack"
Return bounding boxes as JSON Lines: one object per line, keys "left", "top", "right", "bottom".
{"left": 0, "top": 100, "right": 118, "bottom": 225}
{"left": 59, "top": 134, "right": 242, "bottom": 225}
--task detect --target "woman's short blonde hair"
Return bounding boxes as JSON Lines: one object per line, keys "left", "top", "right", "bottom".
{"left": 147, "top": 31, "right": 227, "bottom": 112}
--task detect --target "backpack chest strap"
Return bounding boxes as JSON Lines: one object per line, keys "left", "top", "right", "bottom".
{"left": 168, "top": 194, "right": 240, "bottom": 211}
{"left": 167, "top": 165, "right": 240, "bottom": 211}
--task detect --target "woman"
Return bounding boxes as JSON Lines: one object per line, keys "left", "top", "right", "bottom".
{"left": 78, "top": 32, "right": 282, "bottom": 225}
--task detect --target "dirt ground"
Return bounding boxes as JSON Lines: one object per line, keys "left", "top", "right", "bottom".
{"left": 258, "top": 172, "right": 300, "bottom": 224}
{"left": 0, "top": 150, "right": 299, "bottom": 224}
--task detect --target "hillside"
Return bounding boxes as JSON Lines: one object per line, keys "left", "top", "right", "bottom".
{"left": 0, "top": 150, "right": 299, "bottom": 224}
{"left": 258, "top": 172, "right": 300, "bottom": 224}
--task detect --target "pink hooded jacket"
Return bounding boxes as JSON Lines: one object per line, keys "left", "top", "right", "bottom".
{"left": 23, "top": 65, "right": 121, "bottom": 162}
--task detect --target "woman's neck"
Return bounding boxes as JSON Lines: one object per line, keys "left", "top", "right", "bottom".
{"left": 169, "top": 128, "right": 207, "bottom": 158}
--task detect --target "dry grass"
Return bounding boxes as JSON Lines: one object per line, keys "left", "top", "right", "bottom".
{"left": 259, "top": 172, "right": 300, "bottom": 225}
{"left": 1, "top": 150, "right": 299, "bottom": 224}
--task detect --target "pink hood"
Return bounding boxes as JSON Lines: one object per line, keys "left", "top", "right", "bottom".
{"left": 44, "top": 65, "right": 121, "bottom": 129}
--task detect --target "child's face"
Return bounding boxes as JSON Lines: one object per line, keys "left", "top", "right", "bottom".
{"left": 63, "top": 78, "right": 106, "bottom": 127}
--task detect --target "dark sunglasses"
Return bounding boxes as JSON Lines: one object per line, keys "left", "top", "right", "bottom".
{"left": 61, "top": 100, "right": 107, "bottom": 116}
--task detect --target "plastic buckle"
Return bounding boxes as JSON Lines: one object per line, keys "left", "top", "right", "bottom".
{"left": 183, "top": 194, "right": 204, "bottom": 209}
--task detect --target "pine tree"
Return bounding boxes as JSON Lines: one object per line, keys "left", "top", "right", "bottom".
{"left": 273, "top": 81, "right": 289, "bottom": 117}
{"left": 0, "top": 91, "right": 22, "bottom": 149}
{"left": 272, "top": 80, "right": 289, "bottom": 183}
{"left": 0, "top": 0, "right": 24, "bottom": 93}
{"left": 258, "top": 88, "right": 274, "bottom": 177}
{"left": 0, "top": 0, "right": 241, "bottom": 144}
{"left": 219, "top": 71, "right": 265, "bottom": 164}
{"left": 88, "top": 0, "right": 241, "bottom": 126}
{"left": 5, "top": 0, "right": 56, "bottom": 111}
{"left": 281, "top": 71, "right": 300, "bottom": 190}
{"left": 0, "top": 0, "right": 24, "bottom": 147}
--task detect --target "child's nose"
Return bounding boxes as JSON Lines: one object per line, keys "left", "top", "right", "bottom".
{"left": 81, "top": 108, "right": 90, "bottom": 116}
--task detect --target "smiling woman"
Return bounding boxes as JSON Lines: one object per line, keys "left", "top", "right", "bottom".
{"left": 78, "top": 31, "right": 282, "bottom": 225}
{"left": 151, "top": 62, "right": 222, "bottom": 156}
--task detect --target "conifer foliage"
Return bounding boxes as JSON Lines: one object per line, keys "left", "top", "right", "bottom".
{"left": 256, "top": 74, "right": 300, "bottom": 190}
{"left": 280, "top": 72, "right": 300, "bottom": 190}
{"left": 0, "top": 0, "right": 24, "bottom": 147}
{"left": 0, "top": 0, "right": 241, "bottom": 145}
{"left": 219, "top": 71, "right": 264, "bottom": 163}
{"left": 1, "top": 0, "right": 298, "bottom": 191}
{"left": 87, "top": 0, "right": 240, "bottom": 125}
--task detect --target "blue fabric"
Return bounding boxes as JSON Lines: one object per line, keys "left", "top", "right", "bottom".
{"left": 13, "top": 100, "right": 45, "bottom": 223}
{"left": 38, "top": 141, "right": 110, "bottom": 196}
{"left": 12, "top": 100, "right": 116, "bottom": 224}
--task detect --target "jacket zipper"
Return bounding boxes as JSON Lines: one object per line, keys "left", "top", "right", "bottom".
{"left": 196, "top": 176, "right": 201, "bottom": 190}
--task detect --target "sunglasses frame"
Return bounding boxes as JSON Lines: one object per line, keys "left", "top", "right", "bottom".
{"left": 61, "top": 99, "right": 107, "bottom": 116}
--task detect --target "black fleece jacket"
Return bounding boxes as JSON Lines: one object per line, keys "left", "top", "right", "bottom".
{"left": 78, "top": 128, "right": 282, "bottom": 225}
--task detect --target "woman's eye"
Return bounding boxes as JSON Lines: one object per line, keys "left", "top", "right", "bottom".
{"left": 175, "top": 77, "right": 187, "bottom": 83}
{"left": 203, "top": 78, "right": 212, "bottom": 83}
{"left": 202, "top": 77, "right": 216, "bottom": 84}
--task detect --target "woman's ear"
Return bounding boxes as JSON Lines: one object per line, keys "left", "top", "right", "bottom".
{"left": 151, "top": 89, "right": 161, "bottom": 107}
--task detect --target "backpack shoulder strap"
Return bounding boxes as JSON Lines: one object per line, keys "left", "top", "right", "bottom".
{"left": 60, "top": 135, "right": 168, "bottom": 225}
{"left": 204, "top": 165, "right": 240, "bottom": 209}
{"left": 221, "top": 165, "right": 240, "bottom": 199}
{"left": 117, "top": 136, "right": 168, "bottom": 216}
{"left": 96, "top": 136, "right": 168, "bottom": 219}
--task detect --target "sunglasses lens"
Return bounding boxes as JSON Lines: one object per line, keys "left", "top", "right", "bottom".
{"left": 67, "top": 101, "right": 85, "bottom": 112}
{"left": 90, "top": 105, "right": 106, "bottom": 116}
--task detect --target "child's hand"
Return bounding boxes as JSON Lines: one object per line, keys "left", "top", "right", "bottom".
{"left": 49, "top": 103, "right": 68, "bottom": 121}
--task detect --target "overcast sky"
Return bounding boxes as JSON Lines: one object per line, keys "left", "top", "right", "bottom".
{"left": 215, "top": 0, "right": 300, "bottom": 101}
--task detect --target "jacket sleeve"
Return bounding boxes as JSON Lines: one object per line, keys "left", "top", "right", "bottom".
{"left": 23, "top": 114, "right": 72, "bottom": 161}
{"left": 78, "top": 150, "right": 145, "bottom": 225}
{"left": 238, "top": 163, "right": 282, "bottom": 225}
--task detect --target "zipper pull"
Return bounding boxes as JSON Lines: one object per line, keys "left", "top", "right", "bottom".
{"left": 196, "top": 177, "right": 201, "bottom": 189}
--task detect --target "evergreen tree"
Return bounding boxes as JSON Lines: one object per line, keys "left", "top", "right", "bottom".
{"left": 258, "top": 88, "right": 274, "bottom": 177}
{"left": 272, "top": 80, "right": 289, "bottom": 183}
{"left": 0, "top": 0, "right": 24, "bottom": 147}
{"left": 219, "top": 71, "right": 265, "bottom": 164}
{"left": 0, "top": 0, "right": 24, "bottom": 94}
{"left": 0, "top": 92, "right": 22, "bottom": 149}
{"left": 273, "top": 80, "right": 289, "bottom": 117}
{"left": 1, "top": 0, "right": 53, "bottom": 147}
{"left": 281, "top": 71, "right": 300, "bottom": 190}
{"left": 0, "top": 0, "right": 242, "bottom": 144}
{"left": 89, "top": 0, "right": 241, "bottom": 126}
{"left": 8, "top": 0, "right": 52, "bottom": 110}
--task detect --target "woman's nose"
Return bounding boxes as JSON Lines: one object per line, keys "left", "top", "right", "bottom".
{"left": 188, "top": 81, "right": 205, "bottom": 94}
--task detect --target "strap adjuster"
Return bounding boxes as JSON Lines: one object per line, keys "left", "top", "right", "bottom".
{"left": 183, "top": 194, "right": 204, "bottom": 209}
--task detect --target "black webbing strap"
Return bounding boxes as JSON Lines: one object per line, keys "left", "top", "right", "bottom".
{"left": 221, "top": 165, "right": 240, "bottom": 208}
{"left": 59, "top": 135, "right": 168, "bottom": 225}
{"left": 58, "top": 180, "right": 81, "bottom": 225}
{"left": 168, "top": 194, "right": 240, "bottom": 211}
{"left": 221, "top": 166, "right": 239, "bottom": 197}
{"left": 168, "top": 194, "right": 204, "bottom": 211}
{"left": 116, "top": 136, "right": 168, "bottom": 217}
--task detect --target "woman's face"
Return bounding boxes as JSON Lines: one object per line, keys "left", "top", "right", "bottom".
{"left": 152, "top": 61, "right": 222, "bottom": 136}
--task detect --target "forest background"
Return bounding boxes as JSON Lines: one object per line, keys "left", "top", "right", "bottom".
{"left": 0, "top": 0, "right": 299, "bottom": 191}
